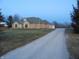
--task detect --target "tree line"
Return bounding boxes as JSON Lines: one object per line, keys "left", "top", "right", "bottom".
{"left": 0, "top": 11, "right": 20, "bottom": 28}
{"left": 71, "top": 0, "right": 79, "bottom": 33}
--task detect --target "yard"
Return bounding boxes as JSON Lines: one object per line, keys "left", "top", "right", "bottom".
{"left": 66, "top": 28, "right": 79, "bottom": 59}
{"left": 0, "top": 29, "right": 53, "bottom": 56}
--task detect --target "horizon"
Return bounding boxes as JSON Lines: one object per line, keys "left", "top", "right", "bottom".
{"left": 0, "top": 0, "right": 77, "bottom": 23}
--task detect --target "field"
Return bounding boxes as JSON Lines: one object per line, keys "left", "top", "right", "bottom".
{"left": 66, "top": 28, "right": 79, "bottom": 59}
{"left": 0, "top": 29, "right": 53, "bottom": 56}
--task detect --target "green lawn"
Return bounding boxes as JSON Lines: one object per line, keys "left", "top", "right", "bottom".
{"left": 0, "top": 29, "right": 53, "bottom": 56}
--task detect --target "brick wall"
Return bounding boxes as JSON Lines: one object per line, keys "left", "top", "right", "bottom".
{"left": 12, "top": 22, "right": 55, "bottom": 29}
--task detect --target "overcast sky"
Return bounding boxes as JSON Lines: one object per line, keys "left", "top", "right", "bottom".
{"left": 0, "top": 0, "right": 77, "bottom": 23}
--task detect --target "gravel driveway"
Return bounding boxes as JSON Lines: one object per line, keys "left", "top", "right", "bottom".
{"left": 0, "top": 28, "right": 69, "bottom": 59}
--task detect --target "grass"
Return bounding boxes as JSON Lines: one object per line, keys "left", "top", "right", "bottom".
{"left": 0, "top": 29, "right": 53, "bottom": 56}
{"left": 66, "top": 28, "right": 79, "bottom": 59}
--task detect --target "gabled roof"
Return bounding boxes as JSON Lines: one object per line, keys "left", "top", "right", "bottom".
{"left": 26, "top": 17, "right": 42, "bottom": 24}
{"left": 24, "top": 17, "right": 51, "bottom": 24}
{"left": 13, "top": 17, "right": 52, "bottom": 25}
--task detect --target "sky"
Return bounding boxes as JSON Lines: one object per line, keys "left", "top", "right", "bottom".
{"left": 0, "top": 0, "right": 77, "bottom": 23}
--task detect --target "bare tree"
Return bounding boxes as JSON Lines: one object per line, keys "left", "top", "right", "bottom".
{"left": 7, "top": 16, "right": 14, "bottom": 28}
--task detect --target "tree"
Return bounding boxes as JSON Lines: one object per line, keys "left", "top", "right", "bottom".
{"left": 0, "top": 9, "right": 4, "bottom": 22}
{"left": 13, "top": 14, "right": 20, "bottom": 21}
{"left": 52, "top": 21, "right": 65, "bottom": 28}
{"left": 7, "top": 16, "right": 14, "bottom": 28}
{"left": 71, "top": 0, "right": 79, "bottom": 33}
{"left": 64, "top": 22, "right": 71, "bottom": 28}
{"left": 52, "top": 21, "right": 59, "bottom": 28}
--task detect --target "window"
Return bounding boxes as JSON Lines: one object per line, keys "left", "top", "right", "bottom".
{"left": 25, "top": 24, "right": 28, "bottom": 28}
{"left": 15, "top": 24, "right": 17, "bottom": 28}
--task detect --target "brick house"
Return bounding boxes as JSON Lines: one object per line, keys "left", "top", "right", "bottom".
{"left": 12, "top": 18, "right": 55, "bottom": 29}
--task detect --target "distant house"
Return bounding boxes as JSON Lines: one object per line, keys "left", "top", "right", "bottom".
{"left": 0, "top": 22, "right": 8, "bottom": 27}
{"left": 12, "top": 17, "right": 55, "bottom": 29}
{"left": 0, "top": 22, "right": 8, "bottom": 31}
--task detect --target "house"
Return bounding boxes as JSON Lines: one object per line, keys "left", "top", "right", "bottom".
{"left": 0, "top": 22, "right": 8, "bottom": 27}
{"left": 12, "top": 17, "right": 55, "bottom": 29}
{"left": 0, "top": 22, "right": 8, "bottom": 31}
